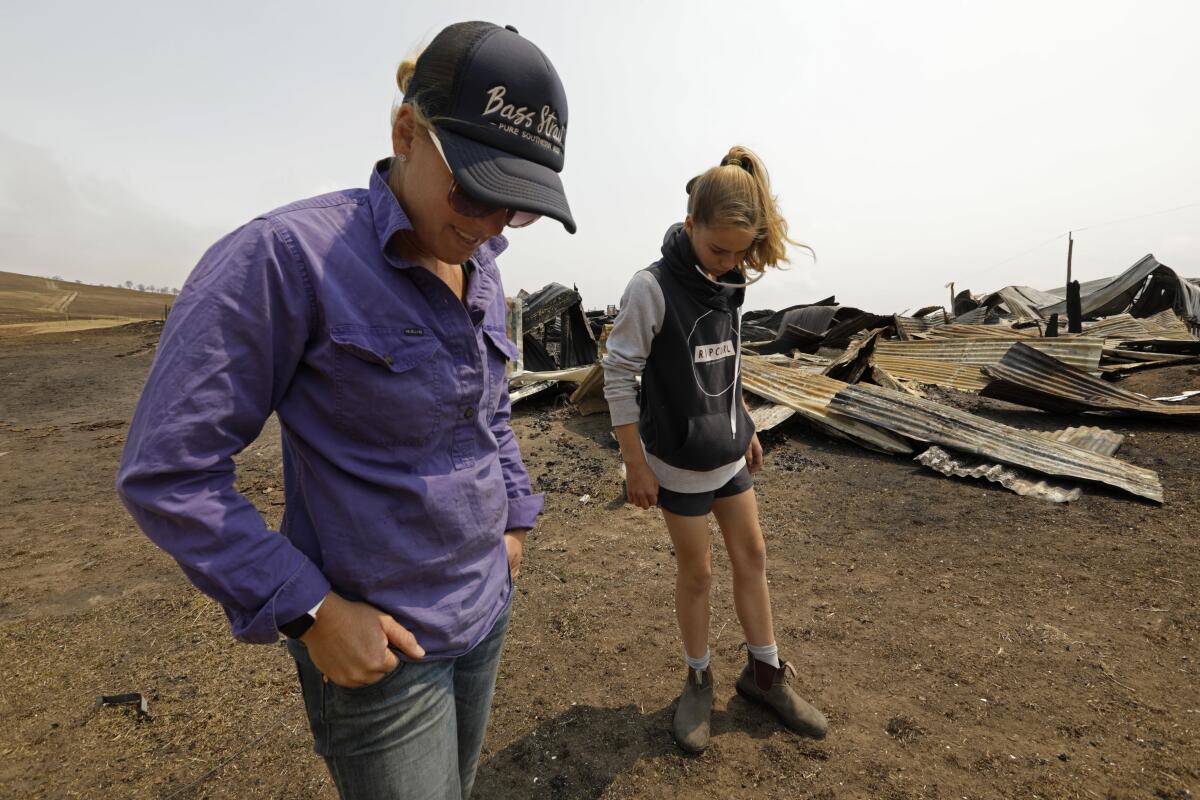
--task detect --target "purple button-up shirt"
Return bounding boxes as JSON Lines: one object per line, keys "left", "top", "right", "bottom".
{"left": 117, "top": 159, "right": 543, "bottom": 657}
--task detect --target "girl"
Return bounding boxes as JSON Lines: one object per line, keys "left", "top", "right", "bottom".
{"left": 602, "top": 146, "right": 827, "bottom": 753}
{"left": 118, "top": 22, "right": 572, "bottom": 800}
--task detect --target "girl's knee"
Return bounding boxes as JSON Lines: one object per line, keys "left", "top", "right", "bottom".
{"left": 677, "top": 563, "right": 713, "bottom": 594}
{"left": 729, "top": 537, "right": 767, "bottom": 574}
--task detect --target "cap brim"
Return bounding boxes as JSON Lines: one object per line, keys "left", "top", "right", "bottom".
{"left": 435, "top": 127, "right": 576, "bottom": 234}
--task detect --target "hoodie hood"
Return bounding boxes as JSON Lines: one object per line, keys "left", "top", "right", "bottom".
{"left": 659, "top": 223, "right": 747, "bottom": 312}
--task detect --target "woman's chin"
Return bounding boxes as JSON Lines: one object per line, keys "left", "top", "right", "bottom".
{"left": 435, "top": 240, "right": 478, "bottom": 264}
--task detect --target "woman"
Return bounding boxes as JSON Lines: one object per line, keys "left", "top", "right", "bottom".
{"left": 601, "top": 146, "right": 827, "bottom": 754}
{"left": 117, "top": 21, "right": 573, "bottom": 800}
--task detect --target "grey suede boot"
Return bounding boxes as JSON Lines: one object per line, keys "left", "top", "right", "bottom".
{"left": 735, "top": 647, "right": 827, "bottom": 738}
{"left": 672, "top": 667, "right": 713, "bottom": 754}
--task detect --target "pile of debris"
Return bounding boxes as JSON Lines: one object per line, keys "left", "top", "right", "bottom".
{"left": 505, "top": 283, "right": 603, "bottom": 404}
{"left": 506, "top": 254, "right": 1199, "bottom": 504}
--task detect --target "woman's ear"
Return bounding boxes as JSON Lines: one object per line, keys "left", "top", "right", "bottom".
{"left": 684, "top": 214, "right": 694, "bottom": 236}
{"left": 392, "top": 104, "right": 417, "bottom": 157}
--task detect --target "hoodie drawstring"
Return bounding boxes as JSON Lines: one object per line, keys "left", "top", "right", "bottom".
{"left": 730, "top": 307, "right": 741, "bottom": 439}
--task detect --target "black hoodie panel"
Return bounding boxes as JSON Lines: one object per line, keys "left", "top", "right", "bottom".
{"left": 639, "top": 224, "right": 754, "bottom": 471}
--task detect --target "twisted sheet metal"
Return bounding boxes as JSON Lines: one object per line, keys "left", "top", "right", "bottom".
{"left": 923, "top": 323, "right": 1038, "bottom": 340}
{"left": 915, "top": 426, "right": 1126, "bottom": 504}
{"left": 869, "top": 354, "right": 991, "bottom": 392}
{"left": 1077, "top": 314, "right": 1153, "bottom": 342}
{"left": 874, "top": 338, "right": 1103, "bottom": 372}
{"left": 893, "top": 314, "right": 944, "bottom": 340}
{"left": 1140, "top": 309, "right": 1197, "bottom": 340}
{"left": 741, "top": 358, "right": 913, "bottom": 454}
{"left": 980, "top": 343, "right": 1200, "bottom": 419}
{"left": 828, "top": 382, "right": 1162, "bottom": 502}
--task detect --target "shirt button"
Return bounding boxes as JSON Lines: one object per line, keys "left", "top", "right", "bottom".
{"left": 464, "top": 407, "right": 475, "bottom": 419}
{"left": 384, "top": 354, "right": 394, "bottom": 366}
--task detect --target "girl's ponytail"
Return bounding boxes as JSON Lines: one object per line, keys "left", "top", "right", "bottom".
{"left": 686, "top": 145, "right": 811, "bottom": 272}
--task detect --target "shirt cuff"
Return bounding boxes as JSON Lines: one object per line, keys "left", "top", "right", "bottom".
{"left": 607, "top": 397, "right": 641, "bottom": 427}
{"left": 505, "top": 492, "right": 544, "bottom": 531}
{"left": 308, "top": 596, "right": 326, "bottom": 619}
{"left": 271, "top": 559, "right": 331, "bottom": 636}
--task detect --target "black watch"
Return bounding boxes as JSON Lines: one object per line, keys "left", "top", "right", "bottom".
{"left": 279, "top": 612, "right": 316, "bottom": 640}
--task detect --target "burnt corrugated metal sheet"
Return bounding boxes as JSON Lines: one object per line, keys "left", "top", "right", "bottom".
{"left": 924, "top": 323, "right": 1038, "bottom": 340}
{"left": 827, "top": 382, "right": 1162, "bottom": 502}
{"left": 1077, "top": 314, "right": 1152, "bottom": 342}
{"left": 873, "top": 338, "right": 1103, "bottom": 372}
{"left": 1140, "top": 309, "right": 1197, "bottom": 340}
{"left": 981, "top": 342, "right": 1200, "bottom": 419}
{"left": 914, "top": 426, "right": 1126, "bottom": 504}
{"left": 824, "top": 327, "right": 886, "bottom": 383}
{"left": 869, "top": 354, "right": 991, "bottom": 392}
{"left": 741, "top": 359, "right": 913, "bottom": 454}
{"left": 952, "top": 307, "right": 996, "bottom": 325}
{"left": 748, "top": 402, "right": 796, "bottom": 432}
{"left": 893, "top": 314, "right": 943, "bottom": 341}
{"left": 995, "top": 286, "right": 1060, "bottom": 322}
{"left": 1040, "top": 254, "right": 1200, "bottom": 323}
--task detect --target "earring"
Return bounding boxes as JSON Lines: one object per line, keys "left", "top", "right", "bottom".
{"left": 397, "top": 154, "right": 407, "bottom": 163}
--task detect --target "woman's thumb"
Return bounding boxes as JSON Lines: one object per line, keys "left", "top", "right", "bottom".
{"left": 382, "top": 616, "right": 425, "bottom": 659}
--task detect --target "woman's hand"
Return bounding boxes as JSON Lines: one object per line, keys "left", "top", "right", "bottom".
{"left": 504, "top": 529, "right": 527, "bottom": 579}
{"left": 745, "top": 433, "right": 764, "bottom": 473}
{"left": 625, "top": 460, "right": 660, "bottom": 509}
{"left": 300, "top": 592, "right": 425, "bottom": 687}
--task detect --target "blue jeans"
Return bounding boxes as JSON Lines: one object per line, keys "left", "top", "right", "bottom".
{"left": 287, "top": 595, "right": 512, "bottom": 800}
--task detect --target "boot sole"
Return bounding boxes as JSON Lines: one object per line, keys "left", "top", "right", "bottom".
{"left": 671, "top": 732, "right": 708, "bottom": 755}
{"left": 735, "top": 684, "right": 828, "bottom": 740}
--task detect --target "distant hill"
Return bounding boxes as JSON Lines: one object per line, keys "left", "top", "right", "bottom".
{"left": 0, "top": 271, "right": 175, "bottom": 325}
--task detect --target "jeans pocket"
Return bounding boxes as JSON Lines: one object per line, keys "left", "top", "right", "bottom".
{"left": 322, "top": 655, "right": 412, "bottom": 734}
{"left": 328, "top": 650, "right": 408, "bottom": 699}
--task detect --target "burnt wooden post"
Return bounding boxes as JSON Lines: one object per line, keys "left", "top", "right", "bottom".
{"left": 1066, "top": 231, "right": 1074, "bottom": 286}
{"left": 1067, "top": 281, "right": 1082, "bottom": 334}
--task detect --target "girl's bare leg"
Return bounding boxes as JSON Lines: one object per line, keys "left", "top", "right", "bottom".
{"left": 661, "top": 509, "right": 714, "bottom": 659}
{"left": 711, "top": 488, "right": 775, "bottom": 647}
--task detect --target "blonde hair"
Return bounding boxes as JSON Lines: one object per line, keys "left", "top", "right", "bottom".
{"left": 686, "top": 145, "right": 809, "bottom": 273}
{"left": 391, "top": 55, "right": 431, "bottom": 128}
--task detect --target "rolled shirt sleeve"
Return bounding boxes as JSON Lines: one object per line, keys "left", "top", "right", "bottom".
{"left": 491, "top": 385, "right": 543, "bottom": 530}
{"left": 486, "top": 287, "right": 543, "bottom": 532}
{"left": 116, "top": 218, "right": 330, "bottom": 643}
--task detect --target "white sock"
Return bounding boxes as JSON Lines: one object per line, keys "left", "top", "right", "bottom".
{"left": 747, "top": 642, "right": 779, "bottom": 668}
{"left": 684, "top": 647, "right": 711, "bottom": 673}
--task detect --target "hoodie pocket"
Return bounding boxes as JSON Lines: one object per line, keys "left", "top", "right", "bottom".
{"left": 331, "top": 325, "right": 444, "bottom": 448}
{"left": 672, "top": 412, "right": 741, "bottom": 470}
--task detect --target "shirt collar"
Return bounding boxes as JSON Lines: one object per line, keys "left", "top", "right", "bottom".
{"left": 368, "top": 158, "right": 510, "bottom": 268}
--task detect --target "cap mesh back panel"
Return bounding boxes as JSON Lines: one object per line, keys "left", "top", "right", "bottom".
{"left": 407, "top": 22, "right": 492, "bottom": 122}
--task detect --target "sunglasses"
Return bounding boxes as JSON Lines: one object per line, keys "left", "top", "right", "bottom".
{"left": 425, "top": 128, "right": 541, "bottom": 229}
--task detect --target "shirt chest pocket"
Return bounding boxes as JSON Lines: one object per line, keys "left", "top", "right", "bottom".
{"left": 482, "top": 326, "right": 519, "bottom": 415}
{"left": 331, "top": 325, "right": 445, "bottom": 448}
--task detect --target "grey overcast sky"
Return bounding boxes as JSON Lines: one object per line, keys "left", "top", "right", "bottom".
{"left": 2, "top": 0, "right": 1198, "bottom": 311}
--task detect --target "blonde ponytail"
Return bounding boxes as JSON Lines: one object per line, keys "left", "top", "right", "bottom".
{"left": 685, "top": 145, "right": 810, "bottom": 273}
{"left": 390, "top": 52, "right": 431, "bottom": 127}
{"left": 396, "top": 57, "right": 418, "bottom": 95}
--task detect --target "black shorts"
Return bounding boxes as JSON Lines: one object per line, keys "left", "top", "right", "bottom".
{"left": 657, "top": 466, "right": 753, "bottom": 517}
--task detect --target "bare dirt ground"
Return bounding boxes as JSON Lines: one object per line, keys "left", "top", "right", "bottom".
{"left": 1, "top": 322, "right": 1197, "bottom": 799}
